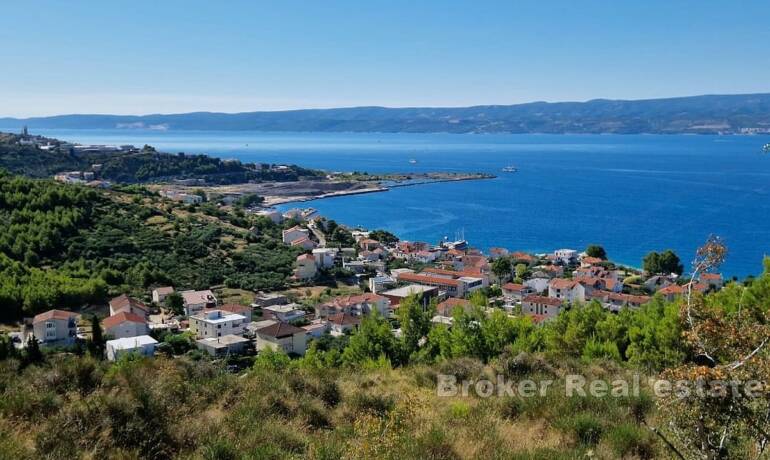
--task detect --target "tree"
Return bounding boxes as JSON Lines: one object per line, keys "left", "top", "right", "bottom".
{"left": 491, "top": 257, "right": 512, "bottom": 282}
{"left": 654, "top": 238, "right": 769, "bottom": 459}
{"left": 369, "top": 229, "right": 399, "bottom": 245}
{"left": 24, "top": 335, "right": 43, "bottom": 365}
{"left": 342, "top": 311, "right": 399, "bottom": 366}
{"left": 396, "top": 295, "right": 434, "bottom": 359}
{"left": 585, "top": 244, "right": 607, "bottom": 260}
{"left": 0, "top": 336, "right": 17, "bottom": 360}
{"left": 329, "top": 227, "right": 355, "bottom": 247}
{"left": 515, "top": 263, "right": 528, "bottom": 281}
{"left": 236, "top": 193, "right": 264, "bottom": 208}
{"left": 164, "top": 292, "right": 185, "bottom": 316}
{"left": 643, "top": 249, "right": 683, "bottom": 275}
{"left": 89, "top": 315, "right": 105, "bottom": 358}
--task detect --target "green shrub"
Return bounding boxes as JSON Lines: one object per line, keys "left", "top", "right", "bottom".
{"left": 347, "top": 391, "right": 395, "bottom": 417}
{"left": 562, "top": 413, "right": 604, "bottom": 446}
{"left": 607, "top": 423, "right": 657, "bottom": 459}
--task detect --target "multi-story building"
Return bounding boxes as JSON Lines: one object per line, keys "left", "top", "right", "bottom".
{"left": 189, "top": 309, "right": 247, "bottom": 339}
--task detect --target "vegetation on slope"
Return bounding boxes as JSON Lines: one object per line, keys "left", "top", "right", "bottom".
{"left": 0, "top": 133, "right": 323, "bottom": 183}
{"left": 3, "top": 93, "right": 770, "bottom": 134}
{"left": 0, "top": 171, "right": 302, "bottom": 319}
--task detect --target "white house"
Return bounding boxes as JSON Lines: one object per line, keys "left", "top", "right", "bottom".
{"left": 152, "top": 286, "right": 175, "bottom": 304}
{"left": 103, "top": 312, "right": 149, "bottom": 339}
{"left": 109, "top": 294, "right": 150, "bottom": 319}
{"left": 312, "top": 248, "right": 338, "bottom": 268}
{"left": 501, "top": 283, "right": 533, "bottom": 302}
{"left": 255, "top": 322, "right": 308, "bottom": 355}
{"left": 328, "top": 313, "right": 360, "bottom": 336}
{"left": 254, "top": 209, "right": 284, "bottom": 224}
{"left": 189, "top": 309, "right": 247, "bottom": 339}
{"left": 302, "top": 320, "right": 330, "bottom": 338}
{"left": 548, "top": 278, "right": 586, "bottom": 303}
{"left": 295, "top": 254, "right": 317, "bottom": 280}
{"left": 195, "top": 335, "right": 250, "bottom": 357}
{"left": 524, "top": 277, "right": 551, "bottom": 295}
{"left": 521, "top": 295, "right": 563, "bottom": 319}
{"left": 181, "top": 290, "right": 218, "bottom": 316}
{"left": 553, "top": 249, "right": 578, "bottom": 265}
{"left": 106, "top": 335, "right": 158, "bottom": 361}
{"left": 282, "top": 226, "right": 310, "bottom": 245}
{"left": 262, "top": 304, "right": 306, "bottom": 323}
{"left": 32, "top": 309, "right": 79, "bottom": 348}
{"left": 291, "top": 236, "right": 317, "bottom": 250}
{"left": 317, "top": 293, "right": 390, "bottom": 318}
{"left": 368, "top": 275, "right": 396, "bottom": 294}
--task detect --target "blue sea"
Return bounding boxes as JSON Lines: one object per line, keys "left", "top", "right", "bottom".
{"left": 19, "top": 129, "right": 770, "bottom": 278}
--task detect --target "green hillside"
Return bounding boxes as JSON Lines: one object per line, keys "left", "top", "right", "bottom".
{"left": 0, "top": 171, "right": 301, "bottom": 319}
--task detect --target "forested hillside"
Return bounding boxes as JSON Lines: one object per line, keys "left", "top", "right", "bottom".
{"left": 3, "top": 93, "right": 770, "bottom": 134}
{"left": 0, "top": 133, "right": 322, "bottom": 184}
{"left": 0, "top": 171, "right": 302, "bottom": 320}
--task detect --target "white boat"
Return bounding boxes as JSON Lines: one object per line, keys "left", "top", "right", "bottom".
{"left": 409, "top": 159, "right": 418, "bottom": 164}
{"left": 501, "top": 165, "right": 518, "bottom": 172}
{"left": 763, "top": 143, "right": 770, "bottom": 153}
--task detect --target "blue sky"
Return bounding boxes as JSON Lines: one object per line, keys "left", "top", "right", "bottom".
{"left": 2, "top": 0, "right": 769, "bottom": 116}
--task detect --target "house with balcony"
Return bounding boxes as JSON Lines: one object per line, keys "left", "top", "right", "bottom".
{"left": 189, "top": 309, "right": 247, "bottom": 339}
{"left": 32, "top": 309, "right": 79, "bottom": 348}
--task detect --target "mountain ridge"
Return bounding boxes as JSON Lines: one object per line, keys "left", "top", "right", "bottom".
{"left": 3, "top": 93, "right": 770, "bottom": 134}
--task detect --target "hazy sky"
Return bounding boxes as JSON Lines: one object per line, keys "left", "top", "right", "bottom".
{"left": 2, "top": 0, "right": 770, "bottom": 117}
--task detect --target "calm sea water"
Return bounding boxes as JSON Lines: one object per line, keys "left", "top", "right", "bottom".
{"left": 19, "top": 128, "right": 770, "bottom": 277}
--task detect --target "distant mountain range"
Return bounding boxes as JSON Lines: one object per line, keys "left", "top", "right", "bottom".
{"left": 3, "top": 93, "right": 770, "bottom": 134}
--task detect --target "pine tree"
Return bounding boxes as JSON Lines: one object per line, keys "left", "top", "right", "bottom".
{"left": 89, "top": 315, "right": 105, "bottom": 359}
{"left": 24, "top": 335, "right": 43, "bottom": 365}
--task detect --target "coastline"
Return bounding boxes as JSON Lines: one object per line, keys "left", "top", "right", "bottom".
{"left": 265, "top": 173, "right": 495, "bottom": 207}
{"left": 263, "top": 185, "right": 387, "bottom": 206}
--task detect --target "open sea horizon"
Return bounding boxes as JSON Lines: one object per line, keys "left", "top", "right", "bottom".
{"left": 15, "top": 128, "right": 770, "bottom": 278}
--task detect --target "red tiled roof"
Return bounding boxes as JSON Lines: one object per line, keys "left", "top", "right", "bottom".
{"left": 421, "top": 267, "right": 486, "bottom": 279}
{"left": 109, "top": 294, "right": 148, "bottom": 312}
{"left": 511, "top": 252, "right": 535, "bottom": 262}
{"left": 658, "top": 284, "right": 685, "bottom": 295}
{"left": 33, "top": 309, "right": 78, "bottom": 324}
{"left": 463, "top": 255, "right": 489, "bottom": 269}
{"left": 291, "top": 236, "right": 311, "bottom": 246}
{"left": 323, "top": 293, "right": 387, "bottom": 310}
{"left": 397, "top": 272, "right": 461, "bottom": 287}
{"left": 103, "top": 312, "right": 147, "bottom": 329}
{"left": 526, "top": 314, "right": 549, "bottom": 324}
{"left": 502, "top": 283, "right": 526, "bottom": 291}
{"left": 328, "top": 313, "right": 361, "bottom": 326}
{"left": 590, "top": 290, "right": 651, "bottom": 305}
{"left": 701, "top": 273, "right": 722, "bottom": 281}
{"left": 581, "top": 257, "right": 603, "bottom": 265}
{"left": 523, "top": 295, "right": 562, "bottom": 307}
{"left": 256, "top": 321, "right": 305, "bottom": 338}
{"left": 436, "top": 298, "right": 472, "bottom": 316}
{"left": 549, "top": 278, "right": 579, "bottom": 290}
{"left": 220, "top": 304, "right": 252, "bottom": 314}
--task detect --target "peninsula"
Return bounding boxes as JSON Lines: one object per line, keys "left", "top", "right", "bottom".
{"left": 0, "top": 130, "right": 494, "bottom": 204}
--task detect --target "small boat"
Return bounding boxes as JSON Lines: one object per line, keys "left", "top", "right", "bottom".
{"left": 501, "top": 165, "right": 518, "bottom": 172}
{"left": 409, "top": 159, "right": 418, "bottom": 164}
{"left": 763, "top": 143, "right": 770, "bottom": 153}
